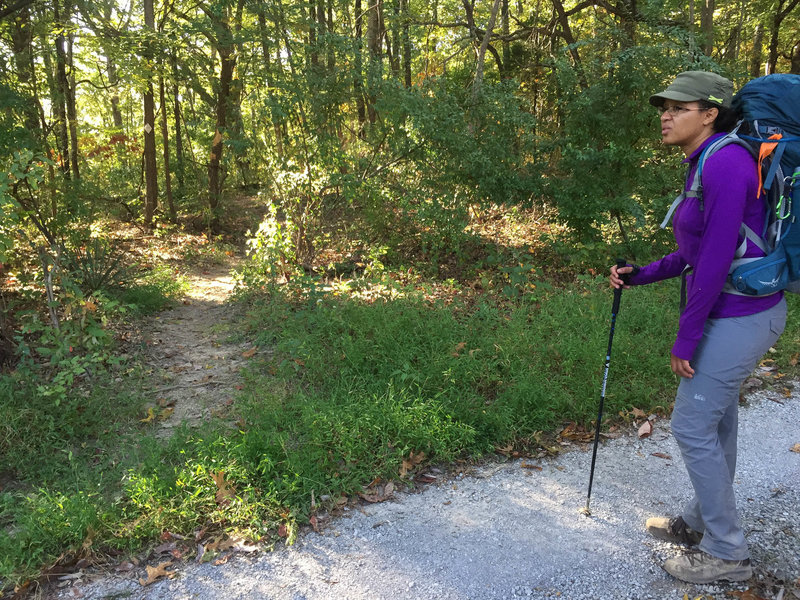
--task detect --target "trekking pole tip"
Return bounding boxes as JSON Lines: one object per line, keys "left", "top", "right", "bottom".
{"left": 579, "top": 505, "right": 592, "bottom": 517}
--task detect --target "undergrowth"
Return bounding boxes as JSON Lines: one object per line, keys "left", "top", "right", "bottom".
{"left": 2, "top": 266, "right": 800, "bottom": 593}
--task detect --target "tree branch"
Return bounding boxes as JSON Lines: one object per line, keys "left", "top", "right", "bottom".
{"left": 0, "top": 0, "right": 35, "bottom": 20}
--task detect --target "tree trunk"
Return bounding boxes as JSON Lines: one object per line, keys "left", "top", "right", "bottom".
{"left": 207, "top": 0, "right": 245, "bottom": 219}
{"left": 143, "top": 0, "right": 158, "bottom": 226}
{"left": 699, "top": 0, "right": 714, "bottom": 56}
{"left": 159, "top": 76, "right": 176, "bottom": 222}
{"left": 749, "top": 23, "right": 763, "bottom": 77}
{"left": 767, "top": 0, "right": 800, "bottom": 74}
{"left": 473, "top": 0, "right": 502, "bottom": 99}
{"left": 53, "top": 0, "right": 71, "bottom": 178}
{"left": 354, "top": 0, "right": 367, "bottom": 132}
{"left": 791, "top": 40, "right": 800, "bottom": 74}
{"left": 327, "top": 0, "right": 335, "bottom": 70}
{"left": 401, "top": 0, "right": 412, "bottom": 87}
{"left": 11, "top": 5, "right": 41, "bottom": 138}
{"left": 366, "top": 0, "right": 382, "bottom": 123}
{"left": 66, "top": 31, "right": 79, "bottom": 180}
{"left": 107, "top": 56, "right": 124, "bottom": 130}
{"left": 171, "top": 53, "right": 185, "bottom": 196}
{"left": 501, "top": 0, "right": 509, "bottom": 70}
{"left": 551, "top": 0, "right": 588, "bottom": 88}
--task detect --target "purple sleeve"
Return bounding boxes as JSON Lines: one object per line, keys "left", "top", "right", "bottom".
{"left": 672, "top": 146, "right": 757, "bottom": 360}
{"left": 627, "top": 252, "right": 686, "bottom": 285}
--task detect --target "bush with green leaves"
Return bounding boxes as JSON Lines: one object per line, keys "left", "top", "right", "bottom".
{"left": 542, "top": 37, "right": 719, "bottom": 263}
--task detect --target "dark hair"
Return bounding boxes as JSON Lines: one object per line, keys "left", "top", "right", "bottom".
{"left": 697, "top": 100, "right": 740, "bottom": 133}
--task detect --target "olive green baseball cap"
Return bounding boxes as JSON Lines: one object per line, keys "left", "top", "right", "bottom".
{"left": 649, "top": 71, "right": 733, "bottom": 108}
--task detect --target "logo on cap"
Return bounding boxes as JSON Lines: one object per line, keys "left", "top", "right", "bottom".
{"left": 708, "top": 95, "right": 723, "bottom": 103}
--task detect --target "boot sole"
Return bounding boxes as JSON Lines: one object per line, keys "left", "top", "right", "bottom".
{"left": 663, "top": 564, "right": 753, "bottom": 584}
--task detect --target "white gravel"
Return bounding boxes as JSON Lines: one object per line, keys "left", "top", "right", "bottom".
{"left": 59, "top": 387, "right": 800, "bottom": 600}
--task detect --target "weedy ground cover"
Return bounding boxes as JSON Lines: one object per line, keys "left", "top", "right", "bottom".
{"left": 2, "top": 255, "right": 799, "bottom": 593}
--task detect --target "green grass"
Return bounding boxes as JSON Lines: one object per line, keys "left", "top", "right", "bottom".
{"left": 2, "top": 273, "right": 800, "bottom": 590}
{"left": 117, "top": 265, "right": 190, "bottom": 314}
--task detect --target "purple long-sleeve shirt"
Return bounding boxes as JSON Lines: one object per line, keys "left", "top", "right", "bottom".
{"left": 628, "top": 133, "right": 783, "bottom": 360}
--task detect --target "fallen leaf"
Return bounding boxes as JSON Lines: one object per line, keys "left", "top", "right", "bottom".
{"left": 359, "top": 481, "right": 395, "bottom": 503}
{"left": 631, "top": 407, "right": 647, "bottom": 419}
{"left": 140, "top": 408, "right": 155, "bottom": 423}
{"left": 277, "top": 524, "right": 288, "bottom": 538}
{"left": 727, "top": 589, "right": 768, "bottom": 600}
{"left": 241, "top": 348, "right": 257, "bottom": 359}
{"left": 520, "top": 462, "right": 542, "bottom": 470}
{"left": 790, "top": 443, "right": 800, "bottom": 453}
{"left": 138, "top": 561, "right": 174, "bottom": 586}
{"left": 157, "top": 407, "right": 174, "bottom": 421}
{"left": 211, "top": 471, "right": 236, "bottom": 504}
{"left": 560, "top": 422, "right": 593, "bottom": 442}
{"left": 637, "top": 420, "right": 652, "bottom": 439}
{"left": 650, "top": 452, "right": 672, "bottom": 460}
{"left": 153, "top": 542, "right": 176, "bottom": 555}
{"left": 451, "top": 341, "right": 467, "bottom": 357}
{"left": 399, "top": 450, "right": 427, "bottom": 477}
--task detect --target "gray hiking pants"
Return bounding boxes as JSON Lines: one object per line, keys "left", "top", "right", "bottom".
{"left": 672, "top": 297, "right": 787, "bottom": 561}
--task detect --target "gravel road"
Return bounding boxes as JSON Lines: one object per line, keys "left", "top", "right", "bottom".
{"left": 57, "top": 386, "right": 800, "bottom": 600}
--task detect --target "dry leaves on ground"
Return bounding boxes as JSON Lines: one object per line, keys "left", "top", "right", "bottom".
{"left": 139, "top": 561, "right": 175, "bottom": 586}
{"left": 359, "top": 480, "right": 395, "bottom": 503}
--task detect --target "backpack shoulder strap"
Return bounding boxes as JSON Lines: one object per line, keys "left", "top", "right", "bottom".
{"left": 660, "top": 132, "right": 752, "bottom": 229}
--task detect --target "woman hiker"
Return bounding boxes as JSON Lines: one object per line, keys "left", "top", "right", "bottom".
{"left": 609, "top": 71, "right": 787, "bottom": 584}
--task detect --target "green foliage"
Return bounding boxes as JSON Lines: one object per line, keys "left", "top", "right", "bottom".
{"left": 543, "top": 39, "right": 694, "bottom": 255}
{"left": 118, "top": 264, "right": 189, "bottom": 314}
{"left": 61, "top": 238, "right": 134, "bottom": 295}
{"left": 312, "top": 78, "right": 545, "bottom": 264}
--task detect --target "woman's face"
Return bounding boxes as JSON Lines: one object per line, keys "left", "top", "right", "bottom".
{"left": 658, "top": 100, "right": 718, "bottom": 156}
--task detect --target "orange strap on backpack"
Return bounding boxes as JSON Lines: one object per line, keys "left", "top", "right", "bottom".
{"left": 758, "top": 133, "right": 783, "bottom": 195}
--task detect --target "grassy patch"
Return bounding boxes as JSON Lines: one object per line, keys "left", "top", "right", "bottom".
{"left": 2, "top": 272, "right": 799, "bottom": 591}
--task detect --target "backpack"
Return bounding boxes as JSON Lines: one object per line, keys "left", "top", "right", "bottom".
{"left": 660, "top": 73, "right": 800, "bottom": 296}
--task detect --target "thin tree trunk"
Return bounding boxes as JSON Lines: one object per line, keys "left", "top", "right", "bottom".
{"left": 159, "top": 76, "right": 176, "bottom": 222}
{"left": 749, "top": 23, "right": 763, "bottom": 77}
{"left": 53, "top": 0, "right": 71, "bottom": 178}
{"left": 327, "top": 0, "right": 335, "bottom": 70}
{"left": 767, "top": 0, "right": 800, "bottom": 74}
{"left": 366, "top": 0, "right": 382, "bottom": 123}
{"left": 207, "top": 0, "right": 245, "bottom": 219}
{"left": 355, "top": 0, "right": 367, "bottom": 132}
{"left": 143, "top": 0, "right": 158, "bottom": 225}
{"left": 11, "top": 5, "right": 40, "bottom": 138}
{"left": 551, "top": 0, "right": 588, "bottom": 88}
{"left": 473, "top": 0, "right": 502, "bottom": 99}
{"left": 171, "top": 53, "right": 185, "bottom": 195}
{"left": 791, "top": 41, "right": 800, "bottom": 74}
{"left": 700, "top": 0, "right": 714, "bottom": 56}
{"left": 401, "top": 0, "right": 411, "bottom": 87}
{"left": 66, "top": 31, "right": 79, "bottom": 180}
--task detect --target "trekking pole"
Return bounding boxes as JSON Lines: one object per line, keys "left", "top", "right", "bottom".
{"left": 580, "top": 258, "right": 627, "bottom": 517}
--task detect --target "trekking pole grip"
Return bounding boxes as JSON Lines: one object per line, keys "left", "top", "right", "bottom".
{"left": 612, "top": 258, "right": 626, "bottom": 314}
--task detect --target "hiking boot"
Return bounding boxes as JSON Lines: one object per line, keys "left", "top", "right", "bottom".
{"left": 646, "top": 516, "right": 702, "bottom": 546}
{"left": 663, "top": 550, "right": 752, "bottom": 584}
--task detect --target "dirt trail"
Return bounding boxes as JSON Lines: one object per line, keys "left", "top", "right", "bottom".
{"left": 139, "top": 256, "right": 252, "bottom": 434}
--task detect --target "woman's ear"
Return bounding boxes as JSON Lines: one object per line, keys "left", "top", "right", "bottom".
{"left": 703, "top": 106, "right": 719, "bottom": 126}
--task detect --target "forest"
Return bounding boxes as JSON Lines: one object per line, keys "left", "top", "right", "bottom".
{"left": 1, "top": 0, "right": 800, "bottom": 592}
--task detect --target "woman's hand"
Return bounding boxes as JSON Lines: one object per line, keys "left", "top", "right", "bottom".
{"left": 670, "top": 353, "right": 695, "bottom": 378}
{"left": 610, "top": 264, "right": 635, "bottom": 289}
